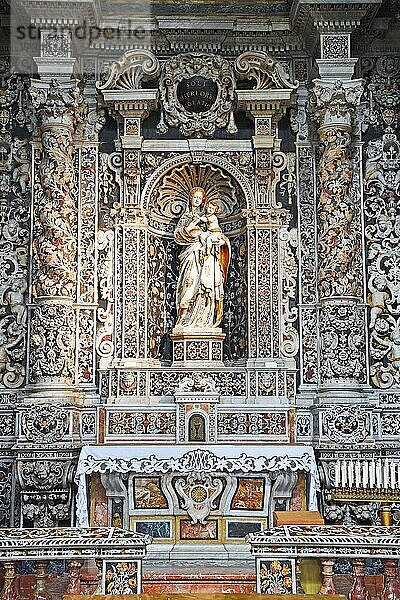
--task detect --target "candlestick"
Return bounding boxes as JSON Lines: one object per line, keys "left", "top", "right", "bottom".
{"left": 341, "top": 460, "right": 347, "bottom": 487}
{"left": 390, "top": 462, "right": 396, "bottom": 490}
{"left": 384, "top": 458, "right": 389, "bottom": 489}
{"left": 335, "top": 461, "right": 340, "bottom": 488}
{"left": 369, "top": 460, "right": 375, "bottom": 487}
{"left": 355, "top": 461, "right": 361, "bottom": 489}
{"left": 376, "top": 459, "right": 382, "bottom": 488}
{"left": 348, "top": 461, "right": 354, "bottom": 489}
{"left": 362, "top": 461, "right": 368, "bottom": 489}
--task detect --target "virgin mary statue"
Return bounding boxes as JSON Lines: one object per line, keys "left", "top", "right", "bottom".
{"left": 174, "top": 187, "right": 230, "bottom": 329}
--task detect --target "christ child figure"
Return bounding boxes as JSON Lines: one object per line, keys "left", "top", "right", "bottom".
{"left": 198, "top": 199, "right": 223, "bottom": 255}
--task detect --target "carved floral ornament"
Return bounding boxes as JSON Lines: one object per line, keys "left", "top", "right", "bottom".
{"left": 21, "top": 404, "right": 69, "bottom": 443}
{"left": 321, "top": 405, "right": 370, "bottom": 444}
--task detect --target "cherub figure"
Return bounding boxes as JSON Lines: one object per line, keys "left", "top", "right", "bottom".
{"left": 0, "top": 333, "right": 9, "bottom": 373}
{"left": 5, "top": 278, "right": 27, "bottom": 326}
{"left": 368, "top": 274, "right": 388, "bottom": 329}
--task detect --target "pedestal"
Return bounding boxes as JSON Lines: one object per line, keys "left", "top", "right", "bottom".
{"left": 171, "top": 328, "right": 225, "bottom": 367}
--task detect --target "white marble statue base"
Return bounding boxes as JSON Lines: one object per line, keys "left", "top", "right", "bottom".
{"left": 170, "top": 327, "right": 225, "bottom": 366}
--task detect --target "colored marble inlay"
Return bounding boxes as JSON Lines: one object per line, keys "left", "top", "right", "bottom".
{"left": 180, "top": 519, "right": 218, "bottom": 540}
{"left": 259, "top": 559, "right": 295, "bottom": 594}
{"left": 134, "top": 520, "right": 171, "bottom": 539}
{"left": 107, "top": 411, "right": 176, "bottom": 435}
{"left": 90, "top": 473, "right": 108, "bottom": 527}
{"left": 231, "top": 478, "right": 265, "bottom": 511}
{"left": 133, "top": 477, "right": 168, "bottom": 509}
{"left": 218, "top": 412, "right": 287, "bottom": 436}
{"left": 104, "top": 561, "right": 139, "bottom": 594}
{"left": 227, "top": 520, "right": 263, "bottom": 538}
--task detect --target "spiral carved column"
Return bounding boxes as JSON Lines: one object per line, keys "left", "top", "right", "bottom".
{"left": 310, "top": 77, "right": 367, "bottom": 404}
{"left": 15, "top": 80, "right": 86, "bottom": 527}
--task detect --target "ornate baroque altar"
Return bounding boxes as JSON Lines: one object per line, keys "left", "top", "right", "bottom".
{"left": 1, "top": 0, "right": 400, "bottom": 589}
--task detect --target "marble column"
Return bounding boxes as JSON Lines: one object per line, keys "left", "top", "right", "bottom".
{"left": 28, "top": 78, "right": 86, "bottom": 389}
{"left": 16, "top": 72, "right": 86, "bottom": 526}
{"left": 310, "top": 37, "right": 368, "bottom": 404}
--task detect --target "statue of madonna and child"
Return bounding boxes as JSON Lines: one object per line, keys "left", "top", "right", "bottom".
{"left": 173, "top": 187, "right": 231, "bottom": 331}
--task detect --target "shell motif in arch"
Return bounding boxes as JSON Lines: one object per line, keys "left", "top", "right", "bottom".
{"left": 151, "top": 163, "right": 240, "bottom": 221}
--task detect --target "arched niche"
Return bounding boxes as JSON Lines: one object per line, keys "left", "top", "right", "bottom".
{"left": 188, "top": 413, "right": 207, "bottom": 442}
{"left": 142, "top": 154, "right": 252, "bottom": 364}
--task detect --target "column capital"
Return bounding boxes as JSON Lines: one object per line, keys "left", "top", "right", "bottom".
{"left": 310, "top": 78, "right": 364, "bottom": 129}
{"left": 30, "top": 78, "right": 86, "bottom": 130}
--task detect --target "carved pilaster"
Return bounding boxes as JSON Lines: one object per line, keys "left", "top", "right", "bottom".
{"left": 98, "top": 50, "right": 159, "bottom": 208}
{"left": 27, "top": 78, "right": 86, "bottom": 387}
{"left": 235, "top": 51, "right": 298, "bottom": 209}
{"left": 361, "top": 57, "right": 400, "bottom": 390}
{"left": 98, "top": 51, "right": 160, "bottom": 368}
{"left": 235, "top": 53, "right": 299, "bottom": 372}
{"left": 30, "top": 79, "right": 86, "bottom": 301}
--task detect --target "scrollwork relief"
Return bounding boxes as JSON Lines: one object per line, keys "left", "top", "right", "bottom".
{"left": 365, "top": 135, "right": 400, "bottom": 388}
{"left": 21, "top": 404, "right": 69, "bottom": 444}
{"left": 0, "top": 76, "right": 32, "bottom": 389}
{"left": 235, "top": 51, "right": 297, "bottom": 91}
{"left": 361, "top": 57, "right": 400, "bottom": 133}
{"left": 279, "top": 227, "right": 299, "bottom": 359}
{"left": 222, "top": 232, "right": 248, "bottom": 362}
{"left": 363, "top": 57, "right": 400, "bottom": 389}
{"left": 319, "top": 304, "right": 366, "bottom": 383}
{"left": 174, "top": 472, "right": 224, "bottom": 524}
{"left": 17, "top": 458, "right": 75, "bottom": 527}
{"left": 96, "top": 229, "right": 115, "bottom": 362}
{"left": 98, "top": 50, "right": 160, "bottom": 91}
{"left": 29, "top": 303, "right": 76, "bottom": 383}
{"left": 322, "top": 405, "right": 370, "bottom": 444}
{"left": 78, "top": 146, "right": 97, "bottom": 304}
{"left": 147, "top": 234, "right": 167, "bottom": 360}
